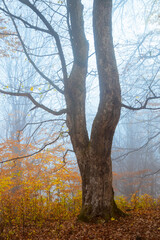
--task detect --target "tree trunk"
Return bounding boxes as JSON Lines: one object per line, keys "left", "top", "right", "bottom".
{"left": 78, "top": 145, "right": 122, "bottom": 222}
{"left": 65, "top": 0, "right": 123, "bottom": 222}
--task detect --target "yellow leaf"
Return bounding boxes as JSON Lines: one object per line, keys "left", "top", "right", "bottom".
{"left": 30, "top": 86, "right": 34, "bottom": 91}
{"left": 111, "top": 217, "right": 115, "bottom": 221}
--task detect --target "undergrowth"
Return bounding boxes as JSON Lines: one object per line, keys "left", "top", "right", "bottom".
{"left": 0, "top": 139, "right": 159, "bottom": 238}
{"left": 1, "top": 190, "right": 160, "bottom": 239}
{"left": 115, "top": 193, "right": 160, "bottom": 211}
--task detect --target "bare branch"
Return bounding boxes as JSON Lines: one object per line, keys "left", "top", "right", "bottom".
{"left": 149, "top": 86, "right": 157, "bottom": 97}
{"left": 0, "top": 7, "right": 50, "bottom": 34}
{"left": 0, "top": 32, "right": 17, "bottom": 37}
{"left": 62, "top": 149, "right": 74, "bottom": 163}
{"left": 113, "top": 131, "right": 160, "bottom": 161}
{"left": 0, "top": 135, "right": 60, "bottom": 164}
{"left": 20, "top": 119, "right": 65, "bottom": 132}
{"left": 0, "top": 89, "right": 67, "bottom": 115}
{"left": 1, "top": 1, "right": 64, "bottom": 94}
{"left": 18, "top": 0, "right": 68, "bottom": 82}
{"left": 122, "top": 96, "right": 160, "bottom": 111}
{"left": 141, "top": 168, "right": 160, "bottom": 178}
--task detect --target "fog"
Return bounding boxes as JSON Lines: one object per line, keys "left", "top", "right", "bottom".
{"left": 0, "top": 0, "right": 160, "bottom": 198}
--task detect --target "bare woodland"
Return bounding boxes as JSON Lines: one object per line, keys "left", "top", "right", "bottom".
{"left": 0, "top": 0, "right": 160, "bottom": 226}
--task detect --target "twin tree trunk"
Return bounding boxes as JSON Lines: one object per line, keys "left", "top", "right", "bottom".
{"left": 65, "top": 0, "right": 122, "bottom": 221}
{"left": 2, "top": 0, "right": 122, "bottom": 222}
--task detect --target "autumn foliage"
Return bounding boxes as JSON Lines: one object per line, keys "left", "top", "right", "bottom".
{"left": 0, "top": 138, "right": 160, "bottom": 239}
{"left": 0, "top": 138, "right": 81, "bottom": 237}
{"left": 0, "top": 15, "right": 21, "bottom": 57}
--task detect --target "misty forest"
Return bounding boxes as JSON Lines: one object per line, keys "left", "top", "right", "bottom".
{"left": 0, "top": 0, "right": 160, "bottom": 239}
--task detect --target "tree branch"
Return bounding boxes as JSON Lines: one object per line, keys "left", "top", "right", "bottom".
{"left": 0, "top": 89, "right": 67, "bottom": 115}
{"left": 18, "top": 0, "right": 68, "bottom": 82}
{"left": 20, "top": 119, "right": 65, "bottom": 132}
{"left": 62, "top": 149, "right": 74, "bottom": 163}
{"left": 122, "top": 96, "right": 160, "bottom": 111}
{"left": 113, "top": 131, "right": 160, "bottom": 161}
{"left": 2, "top": 0, "right": 64, "bottom": 94}
{"left": 0, "top": 32, "right": 17, "bottom": 37}
{"left": 0, "top": 7, "right": 50, "bottom": 34}
{"left": 141, "top": 168, "right": 160, "bottom": 178}
{"left": 0, "top": 135, "right": 60, "bottom": 164}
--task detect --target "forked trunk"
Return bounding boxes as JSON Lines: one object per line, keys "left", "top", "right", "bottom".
{"left": 66, "top": 0, "right": 123, "bottom": 222}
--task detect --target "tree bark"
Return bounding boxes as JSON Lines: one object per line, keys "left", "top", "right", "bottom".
{"left": 65, "top": 0, "right": 123, "bottom": 222}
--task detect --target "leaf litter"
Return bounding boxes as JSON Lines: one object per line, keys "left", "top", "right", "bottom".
{"left": 1, "top": 208, "right": 160, "bottom": 240}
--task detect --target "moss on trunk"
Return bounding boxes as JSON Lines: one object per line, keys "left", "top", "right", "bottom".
{"left": 78, "top": 200, "right": 125, "bottom": 223}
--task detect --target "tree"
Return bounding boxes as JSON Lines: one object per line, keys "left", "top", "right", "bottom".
{"left": 0, "top": 0, "right": 123, "bottom": 222}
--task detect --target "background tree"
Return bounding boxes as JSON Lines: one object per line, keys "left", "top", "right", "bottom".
{"left": 111, "top": 0, "right": 160, "bottom": 198}
{"left": 113, "top": 111, "right": 160, "bottom": 198}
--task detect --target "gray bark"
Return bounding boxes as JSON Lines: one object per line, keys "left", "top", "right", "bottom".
{"left": 65, "top": 0, "right": 123, "bottom": 221}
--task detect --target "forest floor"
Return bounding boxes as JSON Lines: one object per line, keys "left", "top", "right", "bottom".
{"left": 1, "top": 208, "right": 160, "bottom": 240}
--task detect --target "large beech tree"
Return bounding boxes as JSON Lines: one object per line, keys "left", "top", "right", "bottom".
{"left": 0, "top": 0, "right": 123, "bottom": 221}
